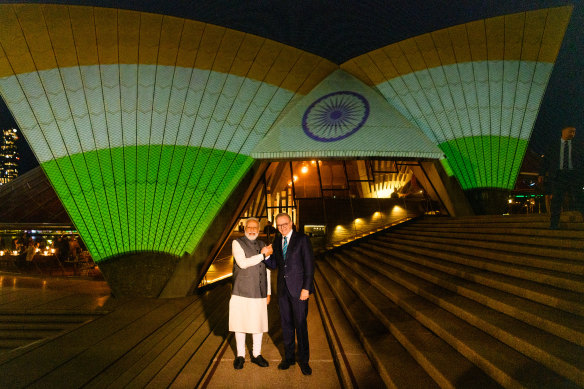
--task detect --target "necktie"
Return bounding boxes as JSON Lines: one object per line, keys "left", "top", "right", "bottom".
{"left": 282, "top": 236, "right": 288, "bottom": 260}
{"left": 563, "top": 141, "right": 570, "bottom": 169}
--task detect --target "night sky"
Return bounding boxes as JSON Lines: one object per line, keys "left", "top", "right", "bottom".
{"left": 1, "top": 0, "right": 582, "bottom": 174}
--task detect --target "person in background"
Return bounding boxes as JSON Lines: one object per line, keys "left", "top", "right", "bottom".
{"left": 263, "top": 220, "right": 276, "bottom": 236}
{"left": 539, "top": 126, "right": 584, "bottom": 229}
{"left": 24, "top": 241, "right": 37, "bottom": 271}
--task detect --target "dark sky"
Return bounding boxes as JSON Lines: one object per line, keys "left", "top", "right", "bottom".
{"left": 0, "top": 0, "right": 582, "bottom": 173}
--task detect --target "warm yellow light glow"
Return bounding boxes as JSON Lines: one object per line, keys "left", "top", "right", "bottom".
{"left": 311, "top": 160, "right": 316, "bottom": 165}
{"left": 508, "top": 199, "right": 513, "bottom": 204}
{"left": 301, "top": 166, "right": 308, "bottom": 174}
{"left": 374, "top": 188, "right": 394, "bottom": 198}
{"left": 335, "top": 225, "right": 344, "bottom": 230}
{"left": 0, "top": 251, "right": 4, "bottom": 256}
{"left": 11, "top": 251, "right": 18, "bottom": 256}
{"left": 205, "top": 273, "right": 233, "bottom": 284}
{"left": 354, "top": 218, "right": 362, "bottom": 223}
{"left": 293, "top": 175, "right": 298, "bottom": 182}
{"left": 373, "top": 212, "right": 381, "bottom": 218}
{"left": 391, "top": 205, "right": 404, "bottom": 214}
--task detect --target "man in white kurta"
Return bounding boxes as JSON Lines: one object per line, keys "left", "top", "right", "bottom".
{"left": 229, "top": 218, "right": 273, "bottom": 369}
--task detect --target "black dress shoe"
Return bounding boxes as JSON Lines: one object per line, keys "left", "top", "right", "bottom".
{"left": 233, "top": 356, "right": 245, "bottom": 370}
{"left": 277, "top": 359, "right": 296, "bottom": 370}
{"left": 251, "top": 354, "right": 269, "bottom": 367}
{"left": 299, "top": 362, "right": 312, "bottom": 375}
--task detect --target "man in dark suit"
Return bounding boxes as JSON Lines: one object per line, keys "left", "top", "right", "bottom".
{"left": 539, "top": 126, "right": 584, "bottom": 229}
{"left": 264, "top": 212, "right": 315, "bottom": 375}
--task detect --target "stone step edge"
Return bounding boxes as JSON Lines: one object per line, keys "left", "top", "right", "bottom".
{"left": 85, "top": 288, "right": 227, "bottom": 389}
{"left": 388, "top": 230, "right": 584, "bottom": 262}
{"left": 376, "top": 237, "right": 584, "bottom": 291}
{"left": 367, "top": 240, "right": 584, "bottom": 317}
{"left": 316, "top": 261, "right": 445, "bottom": 388}
{"left": 396, "top": 227, "right": 584, "bottom": 248}
{"left": 356, "top": 243, "right": 584, "bottom": 346}
{"left": 313, "top": 269, "right": 375, "bottom": 389}
{"left": 329, "top": 253, "right": 577, "bottom": 388}
{"left": 340, "top": 249, "right": 584, "bottom": 381}
{"left": 379, "top": 233, "right": 584, "bottom": 293}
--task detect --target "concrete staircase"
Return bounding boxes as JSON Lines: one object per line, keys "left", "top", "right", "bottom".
{"left": 317, "top": 214, "right": 584, "bottom": 388}
{"left": 0, "top": 312, "right": 101, "bottom": 354}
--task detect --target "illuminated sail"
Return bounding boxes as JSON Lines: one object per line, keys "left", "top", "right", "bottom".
{"left": 342, "top": 6, "right": 571, "bottom": 190}
{"left": 0, "top": 4, "right": 336, "bottom": 262}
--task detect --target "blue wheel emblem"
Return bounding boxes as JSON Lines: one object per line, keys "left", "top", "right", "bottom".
{"left": 302, "top": 91, "right": 370, "bottom": 142}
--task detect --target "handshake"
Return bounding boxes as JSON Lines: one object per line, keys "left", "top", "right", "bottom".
{"left": 261, "top": 244, "right": 273, "bottom": 256}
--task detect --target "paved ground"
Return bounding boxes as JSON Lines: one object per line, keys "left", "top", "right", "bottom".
{"left": 0, "top": 271, "right": 342, "bottom": 388}
{"left": 202, "top": 295, "right": 340, "bottom": 388}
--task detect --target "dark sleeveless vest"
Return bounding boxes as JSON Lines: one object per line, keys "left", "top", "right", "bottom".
{"left": 232, "top": 236, "right": 267, "bottom": 298}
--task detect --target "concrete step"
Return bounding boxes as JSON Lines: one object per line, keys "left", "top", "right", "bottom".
{"left": 363, "top": 240, "right": 584, "bottom": 317}
{"left": 339, "top": 249, "right": 584, "bottom": 385}
{"left": 416, "top": 212, "right": 582, "bottom": 225}
{"left": 0, "top": 329, "right": 62, "bottom": 339}
{"left": 319, "top": 258, "right": 492, "bottom": 388}
{"left": 85, "top": 285, "right": 229, "bottom": 389}
{"left": 397, "top": 226, "right": 584, "bottom": 250}
{"left": 313, "top": 269, "right": 386, "bottom": 388}
{"left": 357, "top": 243, "right": 584, "bottom": 346}
{"left": 325, "top": 254, "right": 510, "bottom": 388}
{"left": 0, "top": 312, "right": 101, "bottom": 355}
{"left": 400, "top": 221, "right": 584, "bottom": 239}
{"left": 390, "top": 228, "right": 584, "bottom": 262}
{"left": 327, "top": 252, "right": 580, "bottom": 388}
{"left": 0, "top": 314, "right": 98, "bottom": 323}
{"left": 0, "top": 322, "right": 79, "bottom": 330}
{"left": 376, "top": 236, "right": 584, "bottom": 292}
{"left": 0, "top": 338, "right": 37, "bottom": 349}
{"left": 314, "top": 264, "right": 431, "bottom": 388}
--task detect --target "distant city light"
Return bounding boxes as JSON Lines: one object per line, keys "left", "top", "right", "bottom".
{"left": 0, "top": 128, "right": 19, "bottom": 184}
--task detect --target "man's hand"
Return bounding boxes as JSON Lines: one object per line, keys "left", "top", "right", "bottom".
{"left": 299, "top": 289, "right": 309, "bottom": 300}
{"left": 267, "top": 295, "right": 271, "bottom": 305}
{"left": 261, "top": 244, "right": 273, "bottom": 256}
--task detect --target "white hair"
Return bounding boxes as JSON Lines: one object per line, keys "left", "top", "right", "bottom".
{"left": 245, "top": 218, "right": 260, "bottom": 227}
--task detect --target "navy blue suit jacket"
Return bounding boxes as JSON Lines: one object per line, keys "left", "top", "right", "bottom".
{"left": 540, "top": 139, "right": 584, "bottom": 181}
{"left": 265, "top": 231, "right": 315, "bottom": 298}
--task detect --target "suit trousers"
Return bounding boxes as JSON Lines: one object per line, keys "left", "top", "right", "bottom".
{"left": 279, "top": 284, "right": 309, "bottom": 363}
{"left": 550, "top": 170, "right": 584, "bottom": 227}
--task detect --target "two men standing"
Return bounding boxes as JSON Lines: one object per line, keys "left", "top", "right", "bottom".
{"left": 229, "top": 213, "right": 315, "bottom": 376}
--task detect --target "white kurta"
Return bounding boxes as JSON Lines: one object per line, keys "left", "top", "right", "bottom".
{"left": 229, "top": 239, "right": 271, "bottom": 333}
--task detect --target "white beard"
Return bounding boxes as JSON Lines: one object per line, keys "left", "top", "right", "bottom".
{"left": 245, "top": 232, "right": 258, "bottom": 241}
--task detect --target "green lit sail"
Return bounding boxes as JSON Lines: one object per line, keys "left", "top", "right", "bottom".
{"left": 42, "top": 146, "right": 253, "bottom": 261}
{"left": 438, "top": 137, "right": 528, "bottom": 190}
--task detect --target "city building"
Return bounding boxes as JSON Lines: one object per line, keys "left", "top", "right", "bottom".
{"left": 0, "top": 128, "right": 18, "bottom": 185}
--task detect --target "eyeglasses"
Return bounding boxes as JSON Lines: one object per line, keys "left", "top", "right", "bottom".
{"left": 276, "top": 222, "right": 289, "bottom": 228}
